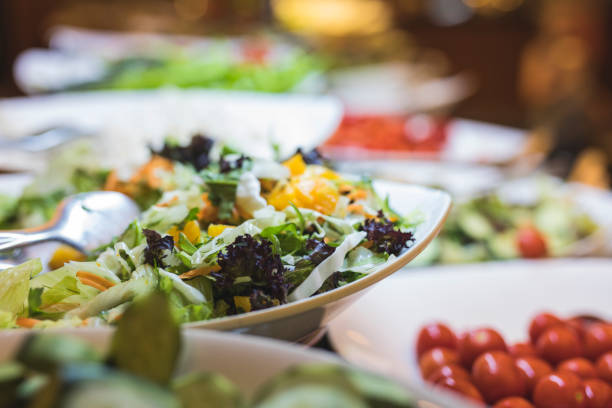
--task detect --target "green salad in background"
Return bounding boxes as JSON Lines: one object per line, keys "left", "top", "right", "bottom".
{"left": 80, "top": 52, "right": 324, "bottom": 93}
{"left": 52, "top": 35, "right": 326, "bottom": 94}
{"left": 0, "top": 293, "right": 419, "bottom": 408}
{"left": 413, "top": 191, "right": 599, "bottom": 265}
{"left": 0, "top": 136, "right": 419, "bottom": 329}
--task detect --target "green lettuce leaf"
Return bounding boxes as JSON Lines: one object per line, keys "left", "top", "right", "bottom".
{"left": 0, "top": 259, "right": 42, "bottom": 315}
{"left": 261, "top": 223, "right": 306, "bottom": 255}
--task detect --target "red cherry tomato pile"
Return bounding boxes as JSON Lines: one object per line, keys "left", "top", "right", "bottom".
{"left": 321, "top": 114, "right": 449, "bottom": 154}
{"left": 416, "top": 313, "right": 612, "bottom": 407}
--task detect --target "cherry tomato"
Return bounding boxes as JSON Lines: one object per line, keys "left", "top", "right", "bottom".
{"left": 510, "top": 342, "right": 538, "bottom": 358}
{"left": 436, "top": 376, "right": 485, "bottom": 404}
{"left": 533, "top": 372, "right": 588, "bottom": 408}
{"left": 573, "top": 316, "right": 606, "bottom": 326}
{"left": 596, "top": 353, "right": 612, "bottom": 384}
{"left": 584, "top": 324, "right": 612, "bottom": 361}
{"left": 472, "top": 351, "right": 527, "bottom": 404}
{"left": 416, "top": 323, "right": 458, "bottom": 357}
{"left": 517, "top": 225, "right": 548, "bottom": 259}
{"left": 566, "top": 316, "right": 605, "bottom": 340}
{"left": 536, "top": 326, "right": 583, "bottom": 365}
{"left": 493, "top": 397, "right": 536, "bottom": 408}
{"left": 558, "top": 358, "right": 598, "bottom": 379}
{"left": 458, "top": 328, "right": 507, "bottom": 368}
{"left": 583, "top": 378, "right": 612, "bottom": 408}
{"left": 419, "top": 347, "right": 460, "bottom": 379}
{"left": 529, "top": 313, "right": 564, "bottom": 344}
{"left": 515, "top": 356, "right": 554, "bottom": 395}
{"left": 427, "top": 364, "right": 471, "bottom": 384}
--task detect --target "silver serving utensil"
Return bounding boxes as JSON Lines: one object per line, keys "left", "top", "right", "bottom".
{"left": 0, "top": 191, "right": 139, "bottom": 253}
{"left": 0, "top": 126, "right": 93, "bottom": 153}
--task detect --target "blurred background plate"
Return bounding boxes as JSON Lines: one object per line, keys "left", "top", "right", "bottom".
{"left": 328, "top": 259, "right": 612, "bottom": 382}
{"left": 0, "top": 89, "right": 343, "bottom": 172}
{"left": 327, "top": 63, "right": 475, "bottom": 114}
{"left": 322, "top": 116, "right": 531, "bottom": 165}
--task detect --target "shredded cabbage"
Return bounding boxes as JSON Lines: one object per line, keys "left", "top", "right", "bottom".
{"left": 288, "top": 231, "right": 366, "bottom": 301}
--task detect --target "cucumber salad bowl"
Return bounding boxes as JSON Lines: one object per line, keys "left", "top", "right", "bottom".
{"left": 0, "top": 136, "right": 451, "bottom": 342}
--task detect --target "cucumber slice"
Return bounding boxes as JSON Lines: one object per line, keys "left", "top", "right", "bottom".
{"left": 108, "top": 293, "right": 180, "bottom": 385}
{"left": 254, "top": 364, "right": 415, "bottom": 408}
{"left": 16, "top": 334, "right": 101, "bottom": 372}
{"left": 253, "top": 364, "right": 357, "bottom": 404}
{"left": 347, "top": 369, "right": 416, "bottom": 407}
{"left": 59, "top": 364, "right": 180, "bottom": 408}
{"left": 439, "top": 241, "right": 487, "bottom": 264}
{"left": 457, "top": 211, "right": 494, "bottom": 240}
{"left": 254, "top": 384, "right": 368, "bottom": 408}
{"left": 0, "top": 362, "right": 24, "bottom": 407}
{"left": 173, "top": 372, "right": 244, "bottom": 408}
{"left": 487, "top": 231, "right": 519, "bottom": 260}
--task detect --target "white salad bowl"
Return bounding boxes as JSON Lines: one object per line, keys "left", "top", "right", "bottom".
{"left": 0, "top": 177, "right": 450, "bottom": 343}
{"left": 184, "top": 180, "right": 451, "bottom": 343}
{"left": 328, "top": 258, "right": 612, "bottom": 383}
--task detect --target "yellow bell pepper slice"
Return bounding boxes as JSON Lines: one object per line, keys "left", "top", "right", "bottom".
{"left": 234, "top": 296, "right": 252, "bottom": 313}
{"left": 208, "top": 224, "right": 234, "bottom": 237}
{"left": 49, "top": 245, "right": 87, "bottom": 270}
{"left": 183, "top": 220, "right": 201, "bottom": 244}
{"left": 283, "top": 154, "right": 307, "bottom": 176}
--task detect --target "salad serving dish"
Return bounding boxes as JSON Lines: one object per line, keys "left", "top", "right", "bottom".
{"left": 0, "top": 136, "right": 451, "bottom": 343}
{"left": 184, "top": 179, "right": 450, "bottom": 342}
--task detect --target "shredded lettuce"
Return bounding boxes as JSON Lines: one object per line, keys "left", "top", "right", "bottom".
{"left": 0, "top": 310, "right": 16, "bottom": 328}
{"left": 0, "top": 259, "right": 41, "bottom": 315}
{"left": 158, "top": 268, "right": 207, "bottom": 304}
{"left": 67, "top": 265, "right": 157, "bottom": 319}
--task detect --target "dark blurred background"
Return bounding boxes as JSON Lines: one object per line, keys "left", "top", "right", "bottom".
{"left": 1, "top": 0, "right": 611, "bottom": 145}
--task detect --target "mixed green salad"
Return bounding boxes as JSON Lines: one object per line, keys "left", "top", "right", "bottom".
{"left": 413, "top": 190, "right": 598, "bottom": 265}
{"left": 0, "top": 144, "right": 115, "bottom": 230}
{"left": 0, "top": 293, "right": 419, "bottom": 408}
{"left": 0, "top": 136, "right": 419, "bottom": 328}
{"left": 56, "top": 39, "right": 324, "bottom": 93}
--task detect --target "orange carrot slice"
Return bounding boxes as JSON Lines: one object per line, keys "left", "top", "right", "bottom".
{"left": 179, "top": 265, "right": 221, "bottom": 279}
{"left": 16, "top": 317, "right": 41, "bottom": 328}
{"left": 76, "top": 271, "right": 116, "bottom": 291}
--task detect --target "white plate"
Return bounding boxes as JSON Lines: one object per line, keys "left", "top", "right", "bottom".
{"left": 0, "top": 90, "right": 342, "bottom": 172}
{"left": 328, "top": 258, "right": 612, "bottom": 382}
{"left": 0, "top": 327, "right": 473, "bottom": 406}
{"left": 329, "top": 63, "right": 474, "bottom": 114}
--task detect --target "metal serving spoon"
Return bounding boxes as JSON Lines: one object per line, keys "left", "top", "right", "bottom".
{"left": 0, "top": 126, "right": 93, "bottom": 153}
{"left": 0, "top": 191, "right": 139, "bottom": 254}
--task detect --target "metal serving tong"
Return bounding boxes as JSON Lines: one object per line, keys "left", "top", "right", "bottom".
{"left": 0, "top": 191, "right": 139, "bottom": 254}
